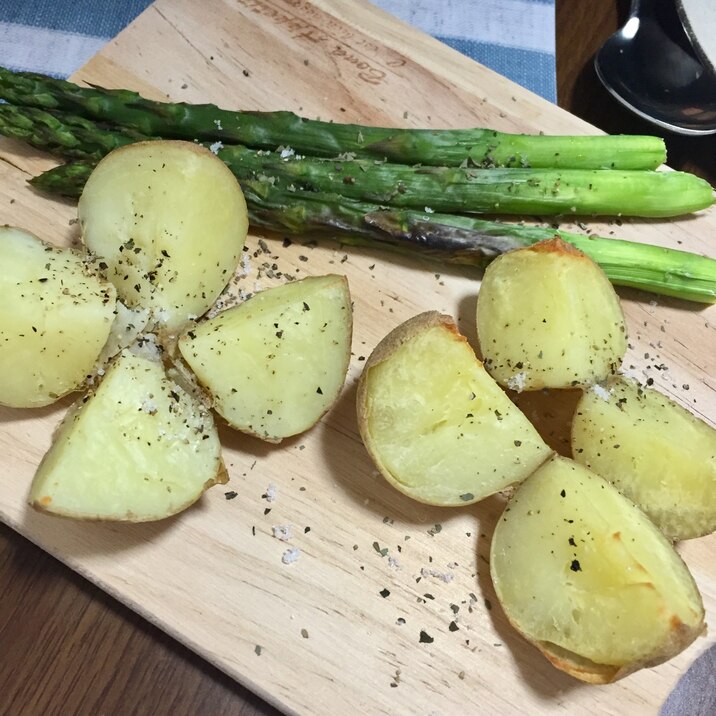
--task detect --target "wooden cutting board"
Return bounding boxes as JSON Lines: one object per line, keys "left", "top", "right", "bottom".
{"left": 1, "top": 1, "right": 714, "bottom": 713}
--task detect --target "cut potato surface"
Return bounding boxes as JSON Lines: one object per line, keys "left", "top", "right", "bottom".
{"left": 29, "top": 349, "right": 226, "bottom": 521}
{"left": 78, "top": 140, "right": 248, "bottom": 333}
{"left": 477, "top": 238, "right": 627, "bottom": 391}
{"left": 491, "top": 455, "right": 705, "bottom": 683}
{"left": 178, "top": 275, "right": 352, "bottom": 441}
{"left": 0, "top": 225, "right": 116, "bottom": 408}
{"left": 572, "top": 378, "right": 716, "bottom": 541}
{"left": 357, "top": 312, "right": 553, "bottom": 505}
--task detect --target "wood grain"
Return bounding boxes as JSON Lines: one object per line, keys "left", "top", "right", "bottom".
{"left": 0, "top": 1, "right": 714, "bottom": 715}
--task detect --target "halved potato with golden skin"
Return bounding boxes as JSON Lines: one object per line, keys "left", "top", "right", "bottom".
{"left": 178, "top": 275, "right": 352, "bottom": 442}
{"left": 29, "top": 348, "right": 226, "bottom": 521}
{"left": 0, "top": 226, "right": 116, "bottom": 408}
{"left": 477, "top": 238, "right": 627, "bottom": 392}
{"left": 357, "top": 312, "right": 553, "bottom": 505}
{"left": 78, "top": 140, "right": 248, "bottom": 334}
{"left": 490, "top": 455, "right": 705, "bottom": 684}
{"left": 572, "top": 377, "right": 716, "bottom": 541}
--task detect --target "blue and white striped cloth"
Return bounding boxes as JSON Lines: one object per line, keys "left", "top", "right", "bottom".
{"left": 0, "top": 0, "right": 556, "bottom": 101}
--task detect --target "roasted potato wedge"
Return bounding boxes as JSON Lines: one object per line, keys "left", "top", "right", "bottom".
{"left": 29, "top": 348, "right": 226, "bottom": 521}
{"left": 477, "top": 238, "right": 627, "bottom": 391}
{"left": 491, "top": 455, "right": 705, "bottom": 683}
{"left": 572, "top": 377, "right": 716, "bottom": 541}
{"left": 78, "top": 140, "right": 248, "bottom": 334}
{"left": 0, "top": 225, "right": 116, "bottom": 408}
{"left": 357, "top": 312, "right": 553, "bottom": 505}
{"left": 178, "top": 275, "right": 352, "bottom": 441}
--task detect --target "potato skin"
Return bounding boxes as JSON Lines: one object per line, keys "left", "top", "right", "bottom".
{"left": 178, "top": 274, "right": 352, "bottom": 442}
{"left": 79, "top": 140, "right": 248, "bottom": 334}
{"left": 531, "top": 620, "right": 705, "bottom": 684}
{"left": 358, "top": 312, "right": 552, "bottom": 506}
{"left": 28, "top": 349, "right": 226, "bottom": 522}
{"left": 357, "top": 311, "right": 452, "bottom": 380}
{"left": 0, "top": 226, "right": 117, "bottom": 407}
{"left": 476, "top": 238, "right": 627, "bottom": 392}
{"left": 571, "top": 378, "right": 716, "bottom": 541}
{"left": 490, "top": 456, "right": 705, "bottom": 683}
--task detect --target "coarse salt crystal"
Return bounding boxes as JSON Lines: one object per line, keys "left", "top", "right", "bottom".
{"left": 282, "top": 547, "right": 301, "bottom": 564}
{"left": 209, "top": 141, "right": 224, "bottom": 154}
{"left": 592, "top": 384, "right": 612, "bottom": 402}
{"left": 140, "top": 398, "right": 158, "bottom": 414}
{"left": 420, "top": 567, "right": 454, "bottom": 583}
{"left": 272, "top": 524, "right": 293, "bottom": 541}
{"left": 506, "top": 371, "right": 528, "bottom": 392}
{"left": 265, "top": 483, "right": 277, "bottom": 502}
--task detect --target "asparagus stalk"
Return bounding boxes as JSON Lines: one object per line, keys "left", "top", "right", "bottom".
{"left": 218, "top": 145, "right": 713, "bottom": 217}
{"left": 0, "top": 65, "right": 667, "bottom": 170}
{"left": 1, "top": 103, "right": 709, "bottom": 217}
{"left": 0, "top": 103, "right": 143, "bottom": 159}
{"left": 30, "top": 162, "right": 716, "bottom": 303}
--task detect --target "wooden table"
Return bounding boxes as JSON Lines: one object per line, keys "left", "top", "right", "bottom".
{"left": 1, "top": 2, "right": 712, "bottom": 714}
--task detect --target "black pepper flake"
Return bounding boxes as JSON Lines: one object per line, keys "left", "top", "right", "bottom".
{"left": 484, "top": 598, "right": 492, "bottom": 611}
{"left": 570, "top": 559, "right": 582, "bottom": 572}
{"left": 560, "top": 489, "right": 566, "bottom": 498}
{"left": 282, "top": 237, "right": 293, "bottom": 247}
{"left": 459, "top": 493, "right": 474, "bottom": 501}
{"left": 300, "top": 628, "right": 309, "bottom": 638}
{"left": 224, "top": 491, "right": 238, "bottom": 500}
{"left": 419, "top": 630, "right": 434, "bottom": 644}
{"left": 316, "top": 386, "right": 323, "bottom": 394}
{"left": 379, "top": 588, "right": 390, "bottom": 598}
{"left": 568, "top": 536, "right": 576, "bottom": 547}
{"left": 514, "top": 440, "right": 522, "bottom": 447}
{"left": 373, "top": 541, "right": 388, "bottom": 557}
{"left": 254, "top": 645, "right": 263, "bottom": 656}
{"left": 448, "top": 621, "right": 459, "bottom": 632}
{"left": 263, "top": 507, "right": 272, "bottom": 515}
{"left": 302, "top": 301, "right": 310, "bottom": 310}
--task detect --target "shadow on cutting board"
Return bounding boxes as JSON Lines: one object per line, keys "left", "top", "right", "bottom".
{"left": 17, "top": 485, "right": 201, "bottom": 559}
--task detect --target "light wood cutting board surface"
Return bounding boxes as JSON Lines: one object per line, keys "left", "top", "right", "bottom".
{"left": 0, "top": 1, "right": 714, "bottom": 713}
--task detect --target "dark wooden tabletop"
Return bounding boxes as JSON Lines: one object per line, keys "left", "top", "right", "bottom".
{"left": 1, "top": 2, "right": 714, "bottom": 714}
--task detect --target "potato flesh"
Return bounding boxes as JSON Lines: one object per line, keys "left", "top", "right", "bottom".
{"left": 477, "top": 240, "right": 626, "bottom": 391}
{"left": 361, "top": 321, "right": 552, "bottom": 504}
{"left": 29, "top": 349, "right": 224, "bottom": 521}
{"left": 78, "top": 141, "right": 248, "bottom": 333}
{"left": 0, "top": 226, "right": 116, "bottom": 408}
{"left": 178, "top": 275, "right": 352, "bottom": 441}
{"left": 491, "top": 456, "right": 704, "bottom": 670}
{"left": 572, "top": 379, "right": 716, "bottom": 540}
